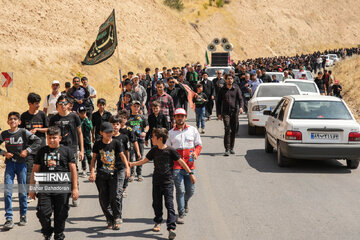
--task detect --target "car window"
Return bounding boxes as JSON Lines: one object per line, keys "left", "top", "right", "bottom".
{"left": 256, "top": 85, "right": 300, "bottom": 97}
{"left": 205, "top": 68, "right": 231, "bottom": 78}
{"left": 289, "top": 101, "right": 353, "bottom": 120}
{"left": 286, "top": 81, "right": 317, "bottom": 93}
{"left": 273, "top": 99, "right": 285, "bottom": 118}
{"left": 278, "top": 99, "right": 289, "bottom": 121}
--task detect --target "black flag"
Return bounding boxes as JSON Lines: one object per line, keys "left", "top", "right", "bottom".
{"left": 82, "top": 9, "right": 118, "bottom": 65}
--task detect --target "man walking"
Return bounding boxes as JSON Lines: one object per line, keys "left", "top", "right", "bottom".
{"left": 217, "top": 75, "right": 244, "bottom": 156}
{"left": 43, "top": 80, "right": 62, "bottom": 118}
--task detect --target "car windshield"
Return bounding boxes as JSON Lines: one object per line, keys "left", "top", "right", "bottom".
{"left": 205, "top": 68, "right": 231, "bottom": 78}
{"left": 256, "top": 85, "right": 300, "bottom": 97}
{"left": 293, "top": 70, "right": 313, "bottom": 80}
{"left": 286, "top": 81, "right": 317, "bottom": 93}
{"left": 290, "top": 101, "right": 352, "bottom": 120}
{"left": 267, "top": 73, "right": 284, "bottom": 82}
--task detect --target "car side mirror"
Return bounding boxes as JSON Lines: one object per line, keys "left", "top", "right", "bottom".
{"left": 263, "top": 110, "right": 272, "bottom": 116}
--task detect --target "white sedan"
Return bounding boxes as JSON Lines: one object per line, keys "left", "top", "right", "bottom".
{"left": 284, "top": 79, "right": 320, "bottom": 95}
{"left": 264, "top": 95, "right": 360, "bottom": 168}
{"left": 247, "top": 83, "right": 301, "bottom": 135}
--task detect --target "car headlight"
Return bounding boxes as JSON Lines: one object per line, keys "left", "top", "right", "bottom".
{"left": 252, "top": 105, "right": 267, "bottom": 111}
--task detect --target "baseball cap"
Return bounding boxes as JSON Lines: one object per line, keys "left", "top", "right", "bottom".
{"left": 78, "top": 106, "right": 86, "bottom": 113}
{"left": 174, "top": 108, "right": 187, "bottom": 116}
{"left": 335, "top": 80, "right": 339, "bottom": 84}
{"left": 52, "top": 80, "right": 60, "bottom": 85}
{"left": 100, "top": 122, "right": 114, "bottom": 133}
{"left": 132, "top": 100, "right": 141, "bottom": 105}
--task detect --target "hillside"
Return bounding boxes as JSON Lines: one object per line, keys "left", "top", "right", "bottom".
{"left": 1, "top": 0, "right": 360, "bottom": 128}
{"left": 332, "top": 56, "right": 360, "bottom": 119}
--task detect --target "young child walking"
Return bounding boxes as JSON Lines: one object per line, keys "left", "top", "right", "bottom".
{"left": 89, "top": 122, "right": 130, "bottom": 230}
{"left": 193, "top": 84, "right": 208, "bottom": 134}
{"left": 30, "top": 126, "right": 79, "bottom": 240}
{"left": 145, "top": 101, "right": 169, "bottom": 147}
{"left": 130, "top": 128, "right": 196, "bottom": 240}
{"left": 0, "top": 112, "right": 41, "bottom": 230}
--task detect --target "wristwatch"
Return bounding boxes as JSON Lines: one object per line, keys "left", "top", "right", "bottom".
{"left": 188, "top": 172, "right": 194, "bottom": 175}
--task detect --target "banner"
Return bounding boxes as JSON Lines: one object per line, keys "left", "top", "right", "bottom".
{"left": 180, "top": 83, "right": 196, "bottom": 111}
{"left": 205, "top": 50, "right": 209, "bottom": 65}
{"left": 82, "top": 9, "right": 118, "bottom": 65}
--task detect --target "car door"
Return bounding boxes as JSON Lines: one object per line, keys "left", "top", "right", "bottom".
{"left": 267, "top": 99, "right": 285, "bottom": 145}
{"left": 274, "top": 99, "right": 290, "bottom": 141}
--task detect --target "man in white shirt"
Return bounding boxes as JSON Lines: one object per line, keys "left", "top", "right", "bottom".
{"left": 43, "top": 80, "right": 62, "bottom": 119}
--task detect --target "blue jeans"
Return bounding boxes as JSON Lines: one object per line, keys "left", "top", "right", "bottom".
{"left": 195, "top": 107, "right": 205, "bottom": 129}
{"left": 4, "top": 161, "right": 27, "bottom": 220}
{"left": 173, "top": 169, "right": 195, "bottom": 216}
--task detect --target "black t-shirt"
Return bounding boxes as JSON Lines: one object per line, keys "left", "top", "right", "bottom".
{"left": 314, "top": 77, "right": 325, "bottom": 90}
{"left": 127, "top": 114, "right": 148, "bottom": 142}
{"left": 119, "top": 126, "right": 139, "bottom": 143}
{"left": 35, "top": 145, "right": 75, "bottom": 184}
{"left": 92, "top": 139, "right": 125, "bottom": 174}
{"left": 49, "top": 112, "right": 81, "bottom": 151}
{"left": 113, "top": 134, "right": 130, "bottom": 152}
{"left": 92, "top": 110, "right": 112, "bottom": 140}
{"left": 146, "top": 146, "right": 181, "bottom": 185}
{"left": 20, "top": 111, "right": 49, "bottom": 150}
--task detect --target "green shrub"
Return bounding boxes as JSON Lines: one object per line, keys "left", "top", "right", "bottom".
{"left": 215, "top": 0, "right": 224, "bottom": 7}
{"left": 164, "top": 0, "right": 184, "bottom": 11}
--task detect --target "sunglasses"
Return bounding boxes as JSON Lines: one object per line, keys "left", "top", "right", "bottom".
{"left": 169, "top": 81, "right": 174, "bottom": 84}
{"left": 58, "top": 101, "right": 68, "bottom": 106}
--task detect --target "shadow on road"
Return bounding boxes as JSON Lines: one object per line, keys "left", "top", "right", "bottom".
{"left": 245, "top": 149, "right": 352, "bottom": 174}
{"left": 237, "top": 124, "right": 265, "bottom": 139}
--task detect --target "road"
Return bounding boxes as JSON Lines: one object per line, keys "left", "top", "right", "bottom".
{"left": 1, "top": 111, "right": 360, "bottom": 240}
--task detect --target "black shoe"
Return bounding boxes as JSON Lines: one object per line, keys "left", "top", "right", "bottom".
{"left": 54, "top": 232, "right": 65, "bottom": 240}
{"left": 224, "top": 150, "right": 230, "bottom": 156}
{"left": 19, "top": 215, "right": 27, "bottom": 226}
{"left": 230, "top": 149, "right": 235, "bottom": 155}
{"left": 43, "top": 234, "right": 52, "bottom": 240}
{"left": 113, "top": 218, "right": 122, "bottom": 230}
{"left": 3, "top": 219, "right": 14, "bottom": 230}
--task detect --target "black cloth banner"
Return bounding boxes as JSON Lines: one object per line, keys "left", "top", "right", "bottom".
{"left": 82, "top": 9, "right": 118, "bottom": 65}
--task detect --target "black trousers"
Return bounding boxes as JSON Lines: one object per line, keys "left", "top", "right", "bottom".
{"left": 152, "top": 182, "right": 176, "bottom": 230}
{"left": 36, "top": 192, "right": 71, "bottom": 239}
{"left": 129, "top": 141, "right": 144, "bottom": 176}
{"left": 95, "top": 169, "right": 125, "bottom": 222}
{"left": 222, "top": 111, "right": 239, "bottom": 151}
{"left": 205, "top": 99, "right": 214, "bottom": 118}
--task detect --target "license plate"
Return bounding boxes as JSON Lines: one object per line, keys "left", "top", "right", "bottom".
{"left": 311, "top": 133, "right": 339, "bottom": 140}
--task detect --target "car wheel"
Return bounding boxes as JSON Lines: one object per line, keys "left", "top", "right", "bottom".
{"left": 248, "top": 123, "right": 256, "bottom": 135}
{"left": 277, "top": 142, "right": 290, "bottom": 167}
{"left": 265, "top": 133, "right": 273, "bottom": 153}
{"left": 346, "top": 159, "right": 359, "bottom": 169}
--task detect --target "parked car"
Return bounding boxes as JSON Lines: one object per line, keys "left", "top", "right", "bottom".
{"left": 326, "top": 54, "right": 340, "bottom": 64}
{"left": 264, "top": 95, "right": 360, "bottom": 168}
{"left": 292, "top": 69, "right": 314, "bottom": 81}
{"left": 205, "top": 66, "right": 233, "bottom": 81}
{"left": 247, "top": 83, "right": 301, "bottom": 135}
{"left": 266, "top": 72, "right": 284, "bottom": 82}
{"left": 284, "top": 79, "right": 320, "bottom": 95}
{"left": 321, "top": 55, "right": 334, "bottom": 67}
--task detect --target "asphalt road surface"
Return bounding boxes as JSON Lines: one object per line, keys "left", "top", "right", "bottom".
{"left": 1, "top": 111, "right": 360, "bottom": 240}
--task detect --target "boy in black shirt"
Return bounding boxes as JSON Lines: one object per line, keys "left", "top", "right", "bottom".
{"left": 30, "top": 126, "right": 79, "bottom": 240}
{"left": 91, "top": 98, "right": 112, "bottom": 142}
{"left": 193, "top": 84, "right": 208, "bottom": 134}
{"left": 20, "top": 93, "right": 49, "bottom": 202}
{"left": 127, "top": 101, "right": 149, "bottom": 182}
{"left": 130, "top": 128, "right": 195, "bottom": 240}
{"left": 89, "top": 122, "right": 130, "bottom": 230}
{"left": 146, "top": 101, "right": 169, "bottom": 147}
{"left": 331, "top": 80, "right": 343, "bottom": 98}
{"left": 0, "top": 112, "right": 41, "bottom": 230}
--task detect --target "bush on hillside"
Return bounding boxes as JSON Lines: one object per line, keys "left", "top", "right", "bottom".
{"left": 164, "top": 0, "right": 184, "bottom": 11}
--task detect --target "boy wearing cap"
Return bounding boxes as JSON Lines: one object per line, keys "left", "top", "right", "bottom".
{"left": 89, "top": 122, "right": 130, "bottom": 230}
{"left": 78, "top": 107, "right": 93, "bottom": 177}
{"left": 44, "top": 80, "right": 62, "bottom": 119}
{"left": 130, "top": 128, "right": 196, "bottom": 240}
{"left": 92, "top": 98, "right": 112, "bottom": 142}
{"left": 127, "top": 101, "right": 149, "bottom": 182}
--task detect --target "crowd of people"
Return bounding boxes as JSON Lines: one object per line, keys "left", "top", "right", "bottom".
{"left": 0, "top": 46, "right": 359, "bottom": 239}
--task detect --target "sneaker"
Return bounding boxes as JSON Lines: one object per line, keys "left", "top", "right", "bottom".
{"left": 128, "top": 175, "right": 135, "bottom": 182}
{"left": 230, "top": 149, "right": 235, "bottom": 154}
{"left": 19, "top": 215, "right": 27, "bottom": 226}
{"left": 72, "top": 198, "right": 80, "bottom": 207}
{"left": 54, "top": 232, "right": 65, "bottom": 240}
{"left": 81, "top": 171, "right": 87, "bottom": 178}
{"left": 168, "top": 229, "right": 177, "bottom": 240}
{"left": 224, "top": 150, "right": 230, "bottom": 156}
{"left": 185, "top": 201, "right": 189, "bottom": 213}
{"left": 43, "top": 234, "right": 52, "bottom": 240}
{"left": 122, "top": 190, "right": 127, "bottom": 198}
{"left": 113, "top": 218, "right": 122, "bottom": 230}
{"left": 3, "top": 219, "right": 14, "bottom": 230}
{"left": 201, "top": 129, "right": 205, "bottom": 134}
{"left": 137, "top": 175, "right": 143, "bottom": 182}
{"left": 153, "top": 223, "right": 161, "bottom": 232}
{"left": 176, "top": 214, "right": 185, "bottom": 224}
{"left": 27, "top": 196, "right": 34, "bottom": 203}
